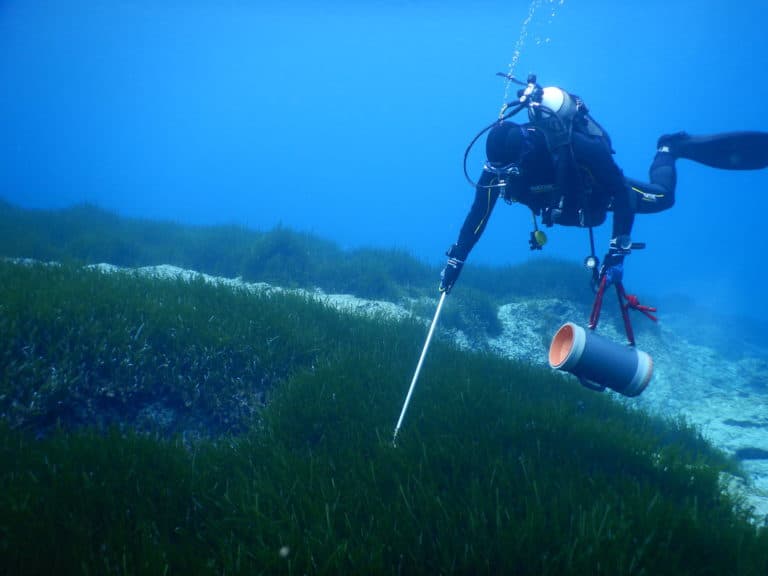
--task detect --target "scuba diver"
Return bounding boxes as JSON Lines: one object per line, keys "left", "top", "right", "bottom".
{"left": 439, "top": 74, "right": 768, "bottom": 295}
{"left": 395, "top": 75, "right": 768, "bottom": 437}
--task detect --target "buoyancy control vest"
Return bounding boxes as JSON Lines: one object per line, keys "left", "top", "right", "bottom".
{"left": 463, "top": 75, "right": 619, "bottom": 249}
{"left": 525, "top": 87, "right": 615, "bottom": 229}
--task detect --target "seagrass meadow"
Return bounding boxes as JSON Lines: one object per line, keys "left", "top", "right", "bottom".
{"left": 1, "top": 200, "right": 767, "bottom": 574}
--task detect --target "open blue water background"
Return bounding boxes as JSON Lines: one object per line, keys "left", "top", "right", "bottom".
{"left": 1, "top": 0, "right": 767, "bottom": 333}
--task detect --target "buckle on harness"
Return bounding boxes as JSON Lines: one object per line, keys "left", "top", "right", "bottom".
{"left": 483, "top": 161, "right": 520, "bottom": 179}
{"left": 483, "top": 162, "right": 521, "bottom": 202}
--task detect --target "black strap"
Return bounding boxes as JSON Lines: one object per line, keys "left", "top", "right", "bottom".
{"left": 588, "top": 227, "right": 599, "bottom": 285}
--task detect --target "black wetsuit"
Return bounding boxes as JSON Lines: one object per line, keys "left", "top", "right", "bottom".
{"left": 451, "top": 123, "right": 678, "bottom": 262}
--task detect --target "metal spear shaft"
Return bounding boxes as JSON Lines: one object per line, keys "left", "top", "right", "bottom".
{"left": 392, "top": 291, "right": 447, "bottom": 445}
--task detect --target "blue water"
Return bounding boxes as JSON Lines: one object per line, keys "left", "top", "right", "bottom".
{"left": 1, "top": 0, "right": 767, "bottom": 328}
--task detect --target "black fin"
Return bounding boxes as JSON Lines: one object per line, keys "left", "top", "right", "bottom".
{"left": 670, "top": 131, "right": 768, "bottom": 170}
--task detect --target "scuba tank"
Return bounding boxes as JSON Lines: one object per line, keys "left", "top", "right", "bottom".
{"left": 538, "top": 86, "right": 578, "bottom": 119}
{"left": 530, "top": 84, "right": 610, "bottom": 150}
{"left": 531, "top": 86, "right": 579, "bottom": 150}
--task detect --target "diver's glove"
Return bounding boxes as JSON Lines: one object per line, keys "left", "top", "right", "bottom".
{"left": 599, "top": 252, "right": 624, "bottom": 285}
{"left": 598, "top": 236, "right": 631, "bottom": 285}
{"left": 439, "top": 245, "right": 465, "bottom": 294}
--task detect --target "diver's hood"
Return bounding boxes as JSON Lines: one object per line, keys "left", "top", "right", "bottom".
{"left": 485, "top": 122, "right": 525, "bottom": 166}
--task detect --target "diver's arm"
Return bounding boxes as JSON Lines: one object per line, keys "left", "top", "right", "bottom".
{"left": 566, "top": 131, "right": 633, "bottom": 239}
{"left": 451, "top": 170, "right": 501, "bottom": 260}
{"left": 439, "top": 171, "right": 500, "bottom": 293}
{"left": 611, "top": 184, "right": 635, "bottom": 240}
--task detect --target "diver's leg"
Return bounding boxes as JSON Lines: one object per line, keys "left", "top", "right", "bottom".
{"left": 628, "top": 149, "right": 677, "bottom": 214}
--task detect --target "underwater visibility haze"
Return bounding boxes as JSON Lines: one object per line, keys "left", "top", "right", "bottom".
{"left": 1, "top": 0, "right": 768, "bottom": 325}
{"left": 2, "top": 1, "right": 768, "bottom": 573}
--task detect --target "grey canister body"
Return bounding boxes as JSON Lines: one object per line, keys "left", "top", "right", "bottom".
{"left": 549, "top": 322, "right": 653, "bottom": 397}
